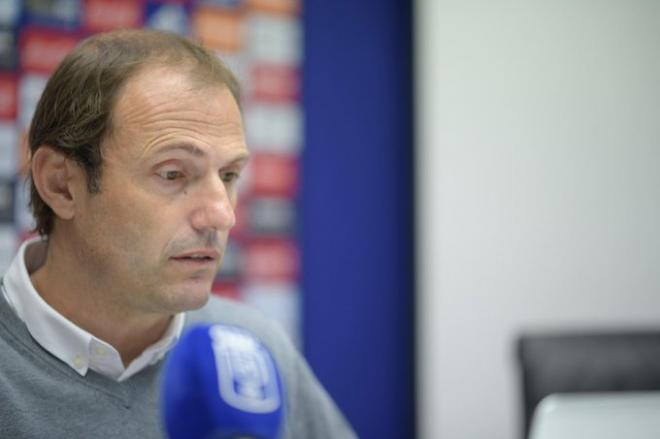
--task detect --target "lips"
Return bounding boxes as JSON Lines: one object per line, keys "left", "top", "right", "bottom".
{"left": 171, "top": 249, "right": 220, "bottom": 263}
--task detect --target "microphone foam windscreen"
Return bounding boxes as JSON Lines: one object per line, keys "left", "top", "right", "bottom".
{"left": 161, "top": 323, "right": 285, "bottom": 439}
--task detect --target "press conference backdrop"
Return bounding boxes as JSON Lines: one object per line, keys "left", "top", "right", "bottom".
{"left": 0, "top": 1, "right": 416, "bottom": 438}
{"left": 0, "top": 0, "right": 303, "bottom": 343}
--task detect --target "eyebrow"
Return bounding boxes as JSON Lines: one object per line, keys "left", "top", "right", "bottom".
{"left": 153, "top": 143, "right": 251, "bottom": 164}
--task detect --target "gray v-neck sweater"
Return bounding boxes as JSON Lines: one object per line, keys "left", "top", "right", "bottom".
{"left": 0, "top": 291, "right": 356, "bottom": 438}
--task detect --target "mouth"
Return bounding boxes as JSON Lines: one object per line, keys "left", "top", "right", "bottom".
{"left": 170, "top": 249, "right": 220, "bottom": 267}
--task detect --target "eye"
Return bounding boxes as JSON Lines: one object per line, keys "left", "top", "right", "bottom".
{"left": 157, "top": 168, "right": 185, "bottom": 181}
{"left": 221, "top": 171, "right": 241, "bottom": 183}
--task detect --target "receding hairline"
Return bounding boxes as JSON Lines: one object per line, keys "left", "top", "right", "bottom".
{"left": 88, "top": 33, "right": 244, "bottom": 150}
{"left": 104, "top": 62, "right": 243, "bottom": 142}
{"left": 75, "top": 28, "right": 242, "bottom": 99}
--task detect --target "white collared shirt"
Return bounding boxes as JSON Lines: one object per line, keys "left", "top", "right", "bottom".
{"left": 0, "top": 237, "right": 185, "bottom": 382}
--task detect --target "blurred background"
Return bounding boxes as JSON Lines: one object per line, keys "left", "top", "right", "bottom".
{"left": 2, "top": 1, "right": 660, "bottom": 438}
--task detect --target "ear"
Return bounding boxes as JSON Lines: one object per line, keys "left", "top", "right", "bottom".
{"left": 31, "top": 146, "right": 86, "bottom": 221}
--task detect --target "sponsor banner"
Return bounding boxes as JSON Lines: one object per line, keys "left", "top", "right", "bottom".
{"left": 0, "top": 225, "right": 17, "bottom": 274}
{"left": 0, "top": 1, "right": 304, "bottom": 345}
{"left": 18, "top": 74, "right": 48, "bottom": 129}
{"left": 0, "top": 74, "right": 17, "bottom": 121}
{"left": 82, "top": 0, "right": 144, "bottom": 33}
{"left": 243, "top": 238, "right": 299, "bottom": 282}
{"left": 248, "top": 197, "right": 295, "bottom": 236}
{"left": 196, "top": 0, "right": 242, "bottom": 8}
{"left": 13, "top": 178, "right": 35, "bottom": 232}
{"left": 0, "top": 1, "right": 20, "bottom": 27}
{"left": 192, "top": 6, "right": 242, "bottom": 53}
{"left": 217, "top": 52, "right": 248, "bottom": 92}
{"left": 246, "top": 0, "right": 299, "bottom": 16}
{"left": 148, "top": 0, "right": 188, "bottom": 3}
{"left": 0, "top": 123, "right": 17, "bottom": 177}
{"left": 241, "top": 281, "right": 300, "bottom": 346}
{"left": 244, "top": 13, "right": 300, "bottom": 65}
{"left": 19, "top": 29, "right": 80, "bottom": 75}
{"left": 0, "top": 28, "right": 18, "bottom": 71}
{"left": 228, "top": 198, "right": 249, "bottom": 239}
{"left": 211, "top": 280, "right": 241, "bottom": 301}
{"left": 244, "top": 103, "right": 301, "bottom": 153}
{"left": 249, "top": 152, "right": 298, "bottom": 197}
{"left": 145, "top": 2, "right": 190, "bottom": 35}
{"left": 0, "top": 178, "right": 14, "bottom": 223}
{"left": 215, "top": 238, "right": 243, "bottom": 282}
{"left": 250, "top": 64, "right": 299, "bottom": 102}
{"left": 24, "top": 0, "right": 81, "bottom": 29}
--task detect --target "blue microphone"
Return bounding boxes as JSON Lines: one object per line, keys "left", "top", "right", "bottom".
{"left": 161, "top": 323, "right": 285, "bottom": 439}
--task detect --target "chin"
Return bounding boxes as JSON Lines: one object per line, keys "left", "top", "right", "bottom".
{"left": 182, "top": 289, "right": 212, "bottom": 311}
{"left": 166, "top": 282, "right": 213, "bottom": 312}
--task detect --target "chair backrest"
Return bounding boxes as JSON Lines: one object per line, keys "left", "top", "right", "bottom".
{"left": 517, "top": 331, "right": 660, "bottom": 438}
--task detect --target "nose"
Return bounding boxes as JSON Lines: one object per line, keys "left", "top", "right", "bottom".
{"left": 189, "top": 180, "right": 236, "bottom": 233}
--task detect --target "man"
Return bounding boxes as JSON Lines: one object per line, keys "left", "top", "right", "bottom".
{"left": 0, "top": 29, "right": 355, "bottom": 438}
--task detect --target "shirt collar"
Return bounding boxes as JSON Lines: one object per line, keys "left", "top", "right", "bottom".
{"left": 2, "top": 237, "right": 185, "bottom": 381}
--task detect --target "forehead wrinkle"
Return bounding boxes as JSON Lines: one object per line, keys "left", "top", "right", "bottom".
{"left": 115, "top": 80, "right": 238, "bottom": 129}
{"left": 139, "top": 116, "right": 243, "bottom": 133}
{"left": 138, "top": 128, "right": 248, "bottom": 160}
{"left": 112, "top": 95, "right": 244, "bottom": 153}
{"left": 118, "top": 91, "right": 243, "bottom": 134}
{"left": 139, "top": 118, "right": 242, "bottom": 148}
{"left": 107, "top": 68, "right": 245, "bottom": 163}
{"left": 114, "top": 69, "right": 240, "bottom": 121}
{"left": 119, "top": 102, "right": 240, "bottom": 128}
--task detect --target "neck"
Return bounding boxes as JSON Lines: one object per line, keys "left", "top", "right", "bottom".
{"left": 29, "top": 234, "right": 172, "bottom": 366}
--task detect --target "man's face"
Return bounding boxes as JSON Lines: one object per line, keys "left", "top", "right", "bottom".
{"left": 68, "top": 66, "right": 249, "bottom": 316}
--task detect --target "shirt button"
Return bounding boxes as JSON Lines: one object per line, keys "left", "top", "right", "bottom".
{"left": 95, "top": 346, "right": 107, "bottom": 356}
{"left": 73, "top": 355, "right": 84, "bottom": 369}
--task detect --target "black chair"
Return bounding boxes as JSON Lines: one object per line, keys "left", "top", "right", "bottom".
{"left": 517, "top": 330, "right": 660, "bottom": 438}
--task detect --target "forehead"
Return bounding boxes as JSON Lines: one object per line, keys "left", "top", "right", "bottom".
{"left": 106, "top": 65, "right": 245, "bottom": 159}
{"left": 113, "top": 65, "right": 239, "bottom": 123}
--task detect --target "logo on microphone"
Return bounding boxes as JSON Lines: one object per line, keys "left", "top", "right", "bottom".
{"left": 209, "top": 324, "right": 282, "bottom": 413}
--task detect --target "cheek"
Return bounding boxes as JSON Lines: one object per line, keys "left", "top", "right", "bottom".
{"left": 85, "top": 183, "right": 195, "bottom": 265}
{"left": 84, "top": 193, "right": 158, "bottom": 260}
{"left": 114, "top": 202, "right": 166, "bottom": 256}
{"left": 93, "top": 210, "right": 166, "bottom": 289}
{"left": 117, "top": 198, "right": 196, "bottom": 268}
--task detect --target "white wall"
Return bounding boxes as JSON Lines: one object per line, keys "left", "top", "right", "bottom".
{"left": 415, "top": 1, "right": 660, "bottom": 438}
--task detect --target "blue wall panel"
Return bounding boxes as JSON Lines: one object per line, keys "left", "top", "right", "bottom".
{"left": 302, "top": 1, "right": 415, "bottom": 437}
